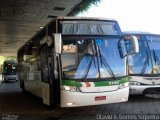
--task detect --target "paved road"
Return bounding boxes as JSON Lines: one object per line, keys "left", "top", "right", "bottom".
{"left": 0, "top": 82, "right": 160, "bottom": 120}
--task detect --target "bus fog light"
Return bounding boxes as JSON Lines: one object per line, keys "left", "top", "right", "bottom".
{"left": 67, "top": 102, "right": 74, "bottom": 106}
{"left": 61, "top": 85, "right": 79, "bottom": 92}
{"left": 121, "top": 97, "right": 127, "bottom": 101}
{"left": 63, "top": 86, "right": 70, "bottom": 91}
{"left": 118, "top": 82, "right": 129, "bottom": 89}
{"left": 130, "top": 81, "right": 140, "bottom": 86}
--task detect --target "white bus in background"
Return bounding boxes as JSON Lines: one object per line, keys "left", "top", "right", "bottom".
{"left": 17, "top": 16, "right": 139, "bottom": 108}
{"left": 124, "top": 32, "right": 160, "bottom": 95}
{"left": 2, "top": 60, "right": 18, "bottom": 82}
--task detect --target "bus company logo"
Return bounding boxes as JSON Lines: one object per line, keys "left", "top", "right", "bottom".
{"left": 81, "top": 82, "right": 95, "bottom": 87}
{"left": 109, "top": 81, "right": 119, "bottom": 85}
{"left": 152, "top": 81, "right": 155, "bottom": 85}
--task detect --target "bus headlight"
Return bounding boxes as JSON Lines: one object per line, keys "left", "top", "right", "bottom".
{"left": 130, "top": 81, "right": 141, "bottom": 86}
{"left": 118, "top": 82, "right": 129, "bottom": 89}
{"left": 61, "top": 85, "right": 80, "bottom": 92}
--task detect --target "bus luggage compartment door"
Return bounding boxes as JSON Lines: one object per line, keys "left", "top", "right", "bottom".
{"left": 41, "top": 82, "right": 50, "bottom": 105}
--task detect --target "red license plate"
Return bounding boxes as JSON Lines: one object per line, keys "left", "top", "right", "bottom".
{"left": 95, "top": 96, "right": 106, "bottom": 101}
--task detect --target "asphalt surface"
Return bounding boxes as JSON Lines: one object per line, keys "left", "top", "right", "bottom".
{"left": 0, "top": 77, "right": 160, "bottom": 120}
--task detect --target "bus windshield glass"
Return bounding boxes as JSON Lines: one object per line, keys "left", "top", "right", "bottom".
{"left": 147, "top": 35, "right": 160, "bottom": 74}
{"left": 61, "top": 36, "right": 126, "bottom": 80}
{"left": 128, "top": 35, "right": 160, "bottom": 75}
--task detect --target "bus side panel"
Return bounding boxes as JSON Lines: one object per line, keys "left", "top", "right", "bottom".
{"left": 24, "top": 79, "right": 42, "bottom": 98}
{"left": 22, "top": 60, "right": 43, "bottom": 98}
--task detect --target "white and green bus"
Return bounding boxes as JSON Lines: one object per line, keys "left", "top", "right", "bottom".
{"left": 124, "top": 32, "right": 160, "bottom": 95}
{"left": 17, "top": 17, "right": 139, "bottom": 107}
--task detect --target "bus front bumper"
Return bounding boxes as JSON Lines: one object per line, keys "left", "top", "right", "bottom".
{"left": 60, "top": 86, "right": 129, "bottom": 107}
{"left": 130, "top": 85, "right": 160, "bottom": 95}
{"left": 4, "top": 75, "right": 18, "bottom": 81}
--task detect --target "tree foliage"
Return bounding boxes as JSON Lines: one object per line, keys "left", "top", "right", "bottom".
{"left": 68, "top": 0, "right": 101, "bottom": 16}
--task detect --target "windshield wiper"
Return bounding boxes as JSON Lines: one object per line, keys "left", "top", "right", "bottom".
{"left": 153, "top": 49, "right": 160, "bottom": 68}
{"left": 81, "top": 40, "right": 116, "bottom": 80}
{"left": 82, "top": 55, "right": 94, "bottom": 80}
{"left": 97, "top": 45, "right": 116, "bottom": 79}
{"left": 82, "top": 42, "right": 97, "bottom": 81}
{"left": 141, "top": 50, "right": 150, "bottom": 74}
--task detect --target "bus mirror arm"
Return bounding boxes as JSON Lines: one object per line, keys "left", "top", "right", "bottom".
{"left": 54, "top": 33, "right": 62, "bottom": 54}
{"left": 118, "top": 35, "right": 139, "bottom": 58}
{"left": 117, "top": 39, "right": 127, "bottom": 59}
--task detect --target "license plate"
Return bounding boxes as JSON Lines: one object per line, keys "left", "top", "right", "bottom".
{"left": 95, "top": 96, "right": 106, "bottom": 101}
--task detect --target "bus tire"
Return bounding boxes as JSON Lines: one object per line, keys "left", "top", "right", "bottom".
{"left": 44, "top": 104, "right": 53, "bottom": 110}
{"left": 20, "top": 79, "right": 26, "bottom": 93}
{"left": 4, "top": 78, "right": 7, "bottom": 83}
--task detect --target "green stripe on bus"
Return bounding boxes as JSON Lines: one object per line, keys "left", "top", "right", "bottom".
{"left": 94, "top": 77, "right": 129, "bottom": 87}
{"left": 62, "top": 80, "right": 82, "bottom": 87}
{"left": 62, "top": 76, "right": 129, "bottom": 87}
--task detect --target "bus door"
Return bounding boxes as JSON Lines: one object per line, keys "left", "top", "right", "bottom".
{"left": 40, "top": 44, "right": 53, "bottom": 106}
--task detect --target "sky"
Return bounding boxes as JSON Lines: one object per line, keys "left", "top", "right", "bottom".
{"left": 78, "top": 0, "right": 160, "bottom": 34}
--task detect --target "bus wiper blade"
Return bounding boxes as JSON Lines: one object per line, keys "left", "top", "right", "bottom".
{"left": 153, "top": 49, "right": 160, "bottom": 68}
{"left": 82, "top": 55, "right": 94, "bottom": 81}
{"left": 91, "top": 43, "right": 96, "bottom": 68}
{"left": 97, "top": 45, "right": 116, "bottom": 79}
{"left": 82, "top": 42, "right": 97, "bottom": 81}
{"left": 141, "top": 50, "right": 150, "bottom": 74}
{"left": 153, "top": 49, "right": 157, "bottom": 64}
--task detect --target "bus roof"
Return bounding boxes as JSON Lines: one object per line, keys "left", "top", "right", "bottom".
{"left": 123, "top": 31, "right": 160, "bottom": 36}
{"left": 56, "top": 16, "right": 117, "bottom": 21}
{"left": 18, "top": 16, "right": 119, "bottom": 52}
{"left": 4, "top": 60, "right": 17, "bottom": 64}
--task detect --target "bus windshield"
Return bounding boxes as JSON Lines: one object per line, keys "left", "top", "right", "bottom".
{"left": 128, "top": 35, "right": 160, "bottom": 75}
{"left": 147, "top": 35, "right": 160, "bottom": 74}
{"left": 61, "top": 36, "right": 126, "bottom": 80}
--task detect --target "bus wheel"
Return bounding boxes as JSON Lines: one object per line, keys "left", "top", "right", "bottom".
{"left": 43, "top": 103, "right": 54, "bottom": 110}
{"left": 4, "top": 78, "right": 7, "bottom": 83}
{"left": 20, "top": 79, "right": 26, "bottom": 93}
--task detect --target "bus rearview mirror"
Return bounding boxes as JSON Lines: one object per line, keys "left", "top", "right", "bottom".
{"left": 130, "top": 35, "right": 139, "bottom": 54}
{"left": 54, "top": 33, "right": 62, "bottom": 54}
{"left": 125, "top": 35, "right": 139, "bottom": 56}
